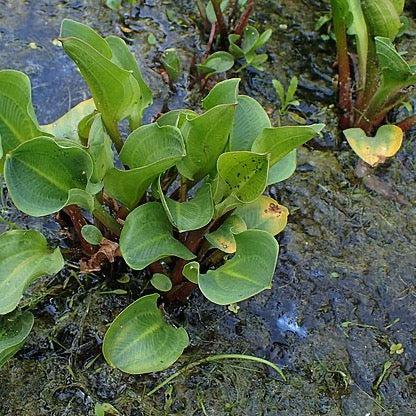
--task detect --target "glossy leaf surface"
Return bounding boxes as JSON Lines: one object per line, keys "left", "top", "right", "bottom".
{"left": 177, "top": 104, "right": 236, "bottom": 181}
{"left": 41, "top": 99, "right": 96, "bottom": 141}
{"left": 150, "top": 274, "right": 172, "bottom": 292}
{"left": 251, "top": 124, "right": 324, "bottom": 166}
{"left": 0, "top": 70, "right": 46, "bottom": 162}
{"left": 0, "top": 230, "right": 64, "bottom": 315}
{"left": 230, "top": 95, "right": 271, "bottom": 151}
{"left": 199, "top": 230, "right": 278, "bottom": 305}
{"left": 120, "top": 202, "right": 195, "bottom": 270}
{"left": 103, "top": 294, "right": 189, "bottom": 374}
{"left": 5, "top": 137, "right": 93, "bottom": 216}
{"left": 104, "top": 124, "right": 185, "bottom": 208}
{"left": 159, "top": 181, "right": 214, "bottom": 232}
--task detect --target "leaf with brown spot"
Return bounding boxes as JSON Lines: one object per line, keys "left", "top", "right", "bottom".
{"left": 344, "top": 125, "right": 403, "bottom": 166}
{"left": 205, "top": 215, "right": 247, "bottom": 254}
{"left": 234, "top": 196, "right": 289, "bottom": 236}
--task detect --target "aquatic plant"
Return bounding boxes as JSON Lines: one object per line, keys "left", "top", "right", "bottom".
{"left": 331, "top": 0, "right": 416, "bottom": 167}
{"left": 0, "top": 19, "right": 323, "bottom": 373}
{"left": 196, "top": 1, "right": 271, "bottom": 77}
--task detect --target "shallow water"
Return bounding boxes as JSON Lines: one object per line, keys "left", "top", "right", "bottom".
{"left": 0, "top": 0, "right": 415, "bottom": 415}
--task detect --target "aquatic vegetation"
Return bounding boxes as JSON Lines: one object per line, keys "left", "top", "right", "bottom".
{"left": 272, "top": 76, "right": 300, "bottom": 123}
{"left": 331, "top": 0, "right": 416, "bottom": 166}
{"left": 0, "top": 20, "right": 323, "bottom": 373}
{"left": 197, "top": 0, "right": 272, "bottom": 76}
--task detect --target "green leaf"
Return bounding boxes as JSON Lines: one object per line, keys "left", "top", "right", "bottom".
{"left": 0, "top": 230, "right": 64, "bottom": 315}
{"left": 267, "top": 150, "right": 297, "bottom": 185}
{"left": 150, "top": 273, "right": 173, "bottom": 292}
{"left": 41, "top": 99, "right": 96, "bottom": 141}
{"left": 202, "top": 78, "right": 240, "bottom": 110}
{"left": 391, "top": 0, "right": 405, "bottom": 14}
{"left": 159, "top": 181, "right": 214, "bottom": 232}
{"left": 157, "top": 109, "right": 197, "bottom": 127}
{"left": 104, "top": 123, "right": 185, "bottom": 209}
{"left": 60, "top": 19, "right": 112, "bottom": 59}
{"left": 103, "top": 294, "right": 189, "bottom": 374}
{"left": 234, "top": 196, "right": 289, "bottom": 236}
{"left": 228, "top": 33, "right": 244, "bottom": 58}
{"left": 362, "top": 0, "right": 401, "bottom": 40}
{"left": 0, "top": 70, "right": 47, "bottom": 164}
{"left": 87, "top": 114, "right": 114, "bottom": 185}
{"left": 272, "top": 79, "right": 285, "bottom": 104}
{"left": 0, "top": 310, "right": 34, "bottom": 368}
{"left": 60, "top": 22, "right": 141, "bottom": 141}
{"left": 286, "top": 76, "right": 298, "bottom": 104}
{"left": 177, "top": 104, "right": 236, "bottom": 181}
{"left": 182, "top": 261, "right": 200, "bottom": 284}
{"left": 375, "top": 37, "right": 416, "bottom": 91}
{"left": 106, "top": 35, "right": 153, "bottom": 127}
{"left": 216, "top": 151, "right": 269, "bottom": 203}
{"left": 230, "top": 95, "right": 271, "bottom": 151}
{"left": 197, "top": 52, "right": 235, "bottom": 78}
{"left": 205, "top": 215, "right": 247, "bottom": 253}
{"left": 161, "top": 48, "right": 181, "bottom": 83}
{"left": 5, "top": 137, "right": 94, "bottom": 216}
{"left": 251, "top": 124, "right": 324, "bottom": 166}
{"left": 105, "top": 0, "right": 121, "bottom": 11}
{"left": 241, "top": 26, "right": 260, "bottom": 54}
{"left": 206, "top": 0, "right": 229, "bottom": 23}
{"left": 81, "top": 225, "right": 103, "bottom": 245}
{"left": 120, "top": 202, "right": 195, "bottom": 270}
{"left": 198, "top": 230, "right": 278, "bottom": 305}
{"left": 344, "top": 125, "right": 403, "bottom": 166}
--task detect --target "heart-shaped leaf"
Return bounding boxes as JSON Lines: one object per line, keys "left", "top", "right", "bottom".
{"left": 156, "top": 109, "right": 197, "bottom": 127}
{"left": 198, "top": 229, "right": 279, "bottom": 305}
{"left": 0, "top": 310, "right": 34, "bottom": 368}
{"left": 177, "top": 104, "right": 236, "bottom": 181}
{"left": 60, "top": 20, "right": 142, "bottom": 141}
{"left": 104, "top": 123, "right": 185, "bottom": 209}
{"left": 344, "top": 124, "right": 403, "bottom": 166}
{"left": 120, "top": 202, "right": 195, "bottom": 270}
{"left": 0, "top": 70, "right": 48, "bottom": 165}
{"left": 234, "top": 196, "right": 289, "bottom": 236}
{"left": 161, "top": 48, "right": 181, "bottom": 83}
{"left": 251, "top": 124, "right": 324, "bottom": 166}
{"left": 230, "top": 95, "right": 271, "bottom": 151}
{"left": 205, "top": 215, "right": 247, "bottom": 253}
{"left": 182, "top": 261, "right": 200, "bottom": 284}
{"left": 217, "top": 151, "right": 269, "bottom": 203}
{"left": 41, "top": 99, "right": 96, "bottom": 141}
{"left": 159, "top": 181, "right": 214, "bottom": 232}
{"left": 5, "top": 137, "right": 94, "bottom": 216}
{"left": 0, "top": 230, "right": 64, "bottom": 315}
{"left": 103, "top": 294, "right": 189, "bottom": 374}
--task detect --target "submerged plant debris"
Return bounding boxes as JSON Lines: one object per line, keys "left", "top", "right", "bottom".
{"left": 0, "top": 0, "right": 415, "bottom": 415}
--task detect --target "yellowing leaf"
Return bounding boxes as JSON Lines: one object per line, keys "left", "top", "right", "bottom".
{"left": 344, "top": 125, "right": 403, "bottom": 166}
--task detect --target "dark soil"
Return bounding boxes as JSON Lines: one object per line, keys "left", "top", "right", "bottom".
{"left": 0, "top": 0, "right": 415, "bottom": 415}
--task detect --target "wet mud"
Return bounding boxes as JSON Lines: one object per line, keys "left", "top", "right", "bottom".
{"left": 0, "top": 0, "right": 415, "bottom": 415}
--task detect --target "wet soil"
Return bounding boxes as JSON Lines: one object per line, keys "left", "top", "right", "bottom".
{"left": 0, "top": 0, "right": 415, "bottom": 415}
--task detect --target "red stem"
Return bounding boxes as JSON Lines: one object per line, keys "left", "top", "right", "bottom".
{"left": 234, "top": 0, "right": 255, "bottom": 36}
{"left": 396, "top": 114, "right": 416, "bottom": 132}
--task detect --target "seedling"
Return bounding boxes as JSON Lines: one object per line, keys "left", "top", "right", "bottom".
{"left": 0, "top": 20, "right": 323, "bottom": 374}
{"left": 331, "top": 0, "right": 416, "bottom": 166}
{"left": 272, "top": 76, "right": 300, "bottom": 123}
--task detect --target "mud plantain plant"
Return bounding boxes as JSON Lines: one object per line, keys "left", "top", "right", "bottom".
{"left": 0, "top": 19, "right": 323, "bottom": 373}
{"left": 331, "top": 0, "right": 416, "bottom": 167}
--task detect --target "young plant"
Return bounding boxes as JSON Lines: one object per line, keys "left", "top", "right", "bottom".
{"left": 196, "top": 0, "right": 272, "bottom": 78}
{"left": 272, "top": 76, "right": 300, "bottom": 123}
{"left": 0, "top": 20, "right": 324, "bottom": 374}
{"left": 331, "top": 0, "right": 415, "bottom": 167}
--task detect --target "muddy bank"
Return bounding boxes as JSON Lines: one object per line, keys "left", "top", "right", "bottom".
{"left": 0, "top": 0, "right": 415, "bottom": 415}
